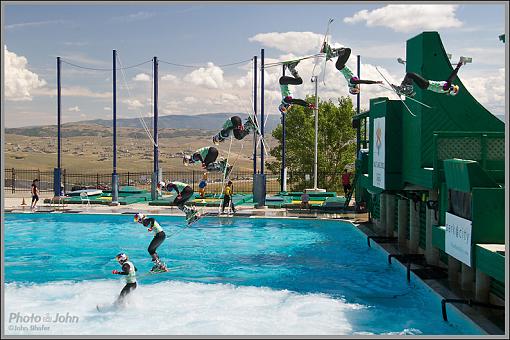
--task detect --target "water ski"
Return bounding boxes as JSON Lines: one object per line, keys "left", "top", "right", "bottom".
{"left": 96, "top": 303, "right": 116, "bottom": 313}
{"left": 150, "top": 265, "right": 186, "bottom": 274}
{"left": 186, "top": 211, "right": 203, "bottom": 226}
{"left": 150, "top": 266, "right": 169, "bottom": 274}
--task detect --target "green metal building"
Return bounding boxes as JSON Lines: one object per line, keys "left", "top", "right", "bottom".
{"left": 353, "top": 32, "right": 505, "bottom": 306}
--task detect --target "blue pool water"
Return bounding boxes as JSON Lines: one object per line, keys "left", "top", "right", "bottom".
{"left": 4, "top": 213, "right": 484, "bottom": 335}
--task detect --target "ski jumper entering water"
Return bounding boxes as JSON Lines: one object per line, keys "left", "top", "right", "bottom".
{"left": 133, "top": 213, "right": 168, "bottom": 272}
{"left": 392, "top": 59, "right": 464, "bottom": 97}
{"left": 212, "top": 115, "right": 257, "bottom": 145}
{"left": 321, "top": 43, "right": 382, "bottom": 95}
{"left": 278, "top": 61, "right": 315, "bottom": 114}
{"left": 112, "top": 253, "right": 137, "bottom": 304}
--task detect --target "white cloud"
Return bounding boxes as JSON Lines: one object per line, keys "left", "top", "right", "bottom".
{"left": 34, "top": 86, "right": 112, "bottom": 99}
{"left": 462, "top": 68, "right": 505, "bottom": 114}
{"left": 351, "top": 42, "right": 406, "bottom": 61}
{"left": 211, "top": 93, "right": 240, "bottom": 105}
{"left": 160, "top": 100, "right": 181, "bottom": 114}
{"left": 184, "top": 96, "right": 198, "bottom": 104}
{"left": 221, "top": 93, "right": 239, "bottom": 102}
{"left": 236, "top": 70, "right": 253, "bottom": 88}
{"left": 80, "top": 113, "right": 87, "bottom": 118}
{"left": 111, "top": 11, "right": 155, "bottom": 23}
{"left": 455, "top": 47, "right": 505, "bottom": 67}
{"left": 62, "top": 41, "right": 88, "bottom": 47}
{"left": 6, "top": 19, "right": 68, "bottom": 30}
{"left": 133, "top": 73, "right": 151, "bottom": 82}
{"left": 122, "top": 99, "right": 144, "bottom": 110}
{"left": 104, "top": 106, "right": 111, "bottom": 111}
{"left": 161, "top": 73, "right": 178, "bottom": 83}
{"left": 4, "top": 46, "right": 47, "bottom": 101}
{"left": 184, "top": 62, "right": 232, "bottom": 89}
{"left": 249, "top": 32, "right": 324, "bottom": 54}
{"left": 60, "top": 53, "right": 109, "bottom": 66}
{"left": 344, "top": 5, "right": 463, "bottom": 33}
{"left": 68, "top": 106, "right": 80, "bottom": 112}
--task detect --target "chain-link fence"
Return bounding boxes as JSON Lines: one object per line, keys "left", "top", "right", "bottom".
{"left": 4, "top": 169, "right": 280, "bottom": 195}
{"left": 5, "top": 168, "right": 346, "bottom": 195}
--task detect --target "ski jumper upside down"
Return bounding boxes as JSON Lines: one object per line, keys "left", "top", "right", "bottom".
{"left": 278, "top": 61, "right": 315, "bottom": 114}
{"left": 321, "top": 43, "right": 382, "bottom": 95}
{"left": 212, "top": 115, "right": 257, "bottom": 145}
{"left": 392, "top": 59, "right": 464, "bottom": 97}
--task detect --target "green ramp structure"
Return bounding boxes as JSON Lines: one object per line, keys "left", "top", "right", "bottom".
{"left": 352, "top": 32, "right": 505, "bottom": 309}
{"left": 46, "top": 186, "right": 153, "bottom": 206}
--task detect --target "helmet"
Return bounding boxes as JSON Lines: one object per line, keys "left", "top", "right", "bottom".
{"left": 116, "top": 253, "right": 128, "bottom": 263}
{"left": 349, "top": 85, "right": 360, "bottom": 95}
{"left": 283, "top": 96, "right": 293, "bottom": 104}
{"left": 448, "top": 84, "right": 459, "bottom": 96}
{"left": 134, "top": 213, "right": 145, "bottom": 223}
{"left": 183, "top": 155, "right": 191, "bottom": 166}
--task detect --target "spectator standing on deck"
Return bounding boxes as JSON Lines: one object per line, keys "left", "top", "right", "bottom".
{"left": 31, "top": 179, "right": 40, "bottom": 210}
{"left": 342, "top": 170, "right": 352, "bottom": 196}
{"left": 221, "top": 180, "right": 236, "bottom": 214}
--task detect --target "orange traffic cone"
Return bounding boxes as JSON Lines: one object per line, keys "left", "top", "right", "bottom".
{"left": 21, "top": 197, "right": 27, "bottom": 206}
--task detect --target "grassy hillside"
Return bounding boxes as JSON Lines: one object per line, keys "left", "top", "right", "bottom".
{"left": 5, "top": 123, "right": 277, "bottom": 172}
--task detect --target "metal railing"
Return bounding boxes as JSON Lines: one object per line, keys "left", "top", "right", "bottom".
{"left": 5, "top": 168, "right": 349, "bottom": 196}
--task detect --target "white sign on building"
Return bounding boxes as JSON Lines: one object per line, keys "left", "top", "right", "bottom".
{"left": 372, "top": 117, "right": 385, "bottom": 189}
{"left": 445, "top": 212, "right": 473, "bottom": 266}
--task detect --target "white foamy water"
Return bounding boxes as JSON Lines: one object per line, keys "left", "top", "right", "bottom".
{"left": 5, "top": 280, "right": 366, "bottom": 335}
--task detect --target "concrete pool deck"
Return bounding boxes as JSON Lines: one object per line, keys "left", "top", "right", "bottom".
{"left": 3, "top": 192, "right": 366, "bottom": 222}
{"left": 2, "top": 192, "right": 505, "bottom": 335}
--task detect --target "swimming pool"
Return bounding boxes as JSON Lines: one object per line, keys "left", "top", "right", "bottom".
{"left": 4, "top": 213, "right": 484, "bottom": 335}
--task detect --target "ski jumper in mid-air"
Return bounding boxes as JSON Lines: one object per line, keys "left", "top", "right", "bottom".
{"left": 212, "top": 115, "right": 257, "bottom": 145}
{"left": 392, "top": 59, "right": 464, "bottom": 97}
{"left": 165, "top": 181, "right": 199, "bottom": 222}
{"left": 183, "top": 146, "right": 232, "bottom": 176}
{"left": 321, "top": 43, "right": 382, "bottom": 95}
{"left": 183, "top": 146, "right": 219, "bottom": 168}
{"left": 133, "top": 213, "right": 168, "bottom": 272}
{"left": 278, "top": 61, "right": 315, "bottom": 114}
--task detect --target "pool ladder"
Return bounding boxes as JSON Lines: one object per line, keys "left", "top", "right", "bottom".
{"left": 366, "top": 235, "right": 505, "bottom": 323}
{"left": 441, "top": 298, "right": 504, "bottom": 321}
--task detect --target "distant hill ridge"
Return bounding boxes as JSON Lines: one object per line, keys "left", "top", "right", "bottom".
{"left": 6, "top": 112, "right": 281, "bottom": 134}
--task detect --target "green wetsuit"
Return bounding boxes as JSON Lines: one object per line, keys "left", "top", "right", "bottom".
{"left": 340, "top": 66, "right": 357, "bottom": 92}
{"left": 427, "top": 80, "right": 450, "bottom": 94}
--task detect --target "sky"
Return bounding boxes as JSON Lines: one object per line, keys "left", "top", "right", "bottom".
{"left": 3, "top": 2, "right": 507, "bottom": 128}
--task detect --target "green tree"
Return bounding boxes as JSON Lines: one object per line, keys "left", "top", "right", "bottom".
{"left": 266, "top": 95, "right": 357, "bottom": 192}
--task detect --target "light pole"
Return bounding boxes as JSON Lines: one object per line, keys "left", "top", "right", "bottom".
{"left": 313, "top": 76, "right": 318, "bottom": 190}
{"left": 111, "top": 49, "right": 119, "bottom": 206}
{"left": 306, "top": 76, "right": 325, "bottom": 193}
